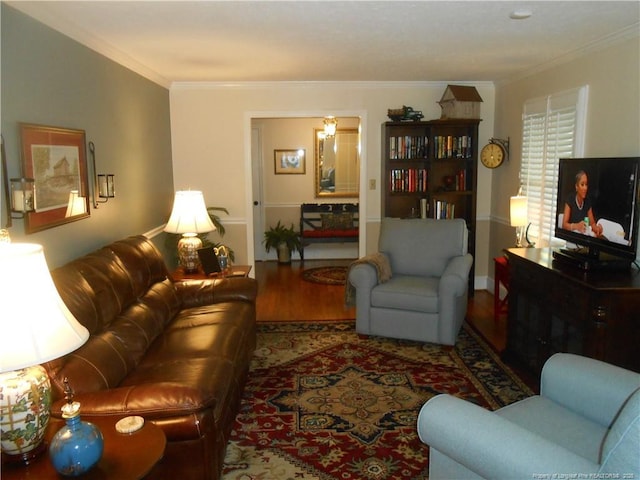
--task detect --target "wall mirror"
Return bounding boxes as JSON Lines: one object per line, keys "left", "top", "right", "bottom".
{"left": 315, "top": 128, "right": 359, "bottom": 198}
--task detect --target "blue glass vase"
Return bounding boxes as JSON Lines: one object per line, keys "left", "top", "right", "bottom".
{"left": 49, "top": 385, "right": 103, "bottom": 477}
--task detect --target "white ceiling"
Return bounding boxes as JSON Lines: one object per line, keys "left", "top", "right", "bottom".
{"left": 7, "top": 1, "right": 640, "bottom": 88}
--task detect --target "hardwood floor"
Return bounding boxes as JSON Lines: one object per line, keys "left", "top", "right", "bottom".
{"left": 254, "top": 259, "right": 507, "bottom": 353}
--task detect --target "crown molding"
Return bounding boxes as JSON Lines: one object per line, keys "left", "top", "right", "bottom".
{"left": 497, "top": 23, "right": 640, "bottom": 86}
{"left": 170, "top": 80, "right": 495, "bottom": 90}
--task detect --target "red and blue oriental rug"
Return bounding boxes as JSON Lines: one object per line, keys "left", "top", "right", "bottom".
{"left": 222, "top": 321, "right": 532, "bottom": 479}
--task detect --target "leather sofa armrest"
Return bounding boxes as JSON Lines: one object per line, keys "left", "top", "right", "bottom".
{"left": 51, "top": 383, "right": 216, "bottom": 419}
{"left": 417, "top": 394, "right": 597, "bottom": 478}
{"left": 175, "top": 277, "right": 258, "bottom": 309}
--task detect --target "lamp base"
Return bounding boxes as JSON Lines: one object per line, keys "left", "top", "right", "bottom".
{"left": 177, "top": 233, "right": 203, "bottom": 273}
{"left": 0, "top": 365, "right": 51, "bottom": 466}
{"left": 1, "top": 439, "right": 46, "bottom": 466}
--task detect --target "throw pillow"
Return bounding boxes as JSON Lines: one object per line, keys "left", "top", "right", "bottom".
{"left": 321, "top": 213, "right": 354, "bottom": 230}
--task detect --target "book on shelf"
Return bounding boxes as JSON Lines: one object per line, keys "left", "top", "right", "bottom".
{"left": 456, "top": 169, "right": 469, "bottom": 191}
{"left": 389, "top": 168, "right": 428, "bottom": 193}
{"left": 433, "top": 135, "right": 472, "bottom": 159}
{"left": 433, "top": 199, "right": 456, "bottom": 219}
{"left": 389, "top": 135, "right": 428, "bottom": 160}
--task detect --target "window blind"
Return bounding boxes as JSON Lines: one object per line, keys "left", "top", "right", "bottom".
{"left": 520, "top": 86, "right": 588, "bottom": 246}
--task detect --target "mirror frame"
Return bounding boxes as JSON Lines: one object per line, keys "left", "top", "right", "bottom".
{"left": 314, "top": 128, "right": 359, "bottom": 198}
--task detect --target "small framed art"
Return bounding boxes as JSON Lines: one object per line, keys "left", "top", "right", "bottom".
{"left": 19, "top": 123, "right": 90, "bottom": 233}
{"left": 274, "top": 149, "right": 305, "bottom": 174}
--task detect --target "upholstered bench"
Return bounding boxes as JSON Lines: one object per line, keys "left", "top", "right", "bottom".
{"left": 299, "top": 203, "right": 359, "bottom": 259}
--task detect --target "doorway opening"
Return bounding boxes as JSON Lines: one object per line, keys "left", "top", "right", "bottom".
{"left": 245, "top": 112, "right": 367, "bottom": 266}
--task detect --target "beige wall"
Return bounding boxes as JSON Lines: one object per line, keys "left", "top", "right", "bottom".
{"left": 490, "top": 36, "right": 640, "bottom": 277}
{"left": 169, "top": 37, "right": 640, "bottom": 290}
{"left": 170, "top": 82, "right": 496, "bottom": 281}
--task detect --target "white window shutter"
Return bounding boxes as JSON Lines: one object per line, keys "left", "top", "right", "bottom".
{"left": 520, "top": 86, "right": 588, "bottom": 246}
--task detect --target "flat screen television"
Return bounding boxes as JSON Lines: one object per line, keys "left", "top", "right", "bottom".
{"left": 553, "top": 157, "right": 639, "bottom": 271}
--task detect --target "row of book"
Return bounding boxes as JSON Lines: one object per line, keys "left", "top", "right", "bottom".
{"left": 389, "top": 135, "right": 473, "bottom": 160}
{"left": 389, "top": 168, "right": 428, "bottom": 193}
{"left": 389, "top": 136, "right": 428, "bottom": 160}
{"left": 433, "top": 135, "right": 473, "bottom": 159}
{"left": 451, "top": 169, "right": 470, "bottom": 191}
{"left": 433, "top": 200, "right": 456, "bottom": 219}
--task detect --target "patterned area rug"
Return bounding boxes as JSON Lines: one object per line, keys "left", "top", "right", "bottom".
{"left": 222, "top": 321, "right": 532, "bottom": 480}
{"left": 302, "top": 266, "right": 348, "bottom": 285}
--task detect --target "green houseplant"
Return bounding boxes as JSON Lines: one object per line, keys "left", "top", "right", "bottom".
{"left": 263, "top": 221, "right": 302, "bottom": 264}
{"left": 203, "top": 206, "right": 234, "bottom": 262}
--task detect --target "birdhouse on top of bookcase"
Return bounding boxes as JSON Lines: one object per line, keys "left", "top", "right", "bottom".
{"left": 438, "top": 85, "right": 483, "bottom": 120}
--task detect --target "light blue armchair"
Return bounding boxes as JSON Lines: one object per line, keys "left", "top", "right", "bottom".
{"left": 347, "top": 217, "right": 472, "bottom": 345}
{"left": 417, "top": 353, "right": 640, "bottom": 479}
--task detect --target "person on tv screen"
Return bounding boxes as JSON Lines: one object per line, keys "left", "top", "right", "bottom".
{"left": 562, "top": 170, "right": 603, "bottom": 236}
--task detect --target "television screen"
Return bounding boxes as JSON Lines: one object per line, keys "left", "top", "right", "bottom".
{"left": 554, "top": 157, "right": 639, "bottom": 268}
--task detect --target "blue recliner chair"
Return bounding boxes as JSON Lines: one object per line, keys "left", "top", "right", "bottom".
{"left": 347, "top": 217, "right": 472, "bottom": 345}
{"left": 417, "top": 353, "right": 640, "bottom": 479}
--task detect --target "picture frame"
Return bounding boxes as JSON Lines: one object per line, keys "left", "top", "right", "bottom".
{"left": 20, "top": 123, "right": 90, "bottom": 233}
{"left": 274, "top": 149, "right": 305, "bottom": 174}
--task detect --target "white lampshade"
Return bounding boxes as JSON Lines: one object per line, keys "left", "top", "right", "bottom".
{"left": 65, "top": 190, "right": 87, "bottom": 217}
{"left": 0, "top": 243, "right": 89, "bottom": 373}
{"left": 510, "top": 195, "right": 528, "bottom": 227}
{"left": 1, "top": 243, "right": 89, "bottom": 461}
{"left": 164, "top": 190, "right": 216, "bottom": 235}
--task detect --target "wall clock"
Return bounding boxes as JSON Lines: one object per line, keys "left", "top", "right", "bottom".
{"left": 480, "top": 138, "right": 509, "bottom": 169}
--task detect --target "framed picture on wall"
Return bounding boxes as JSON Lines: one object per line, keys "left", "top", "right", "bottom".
{"left": 274, "top": 149, "right": 305, "bottom": 174}
{"left": 20, "top": 123, "right": 90, "bottom": 233}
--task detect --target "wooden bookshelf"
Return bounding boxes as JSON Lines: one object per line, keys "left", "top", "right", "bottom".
{"left": 382, "top": 118, "right": 480, "bottom": 288}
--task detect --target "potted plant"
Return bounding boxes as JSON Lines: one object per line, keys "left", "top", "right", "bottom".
{"left": 263, "top": 221, "right": 302, "bottom": 264}
{"left": 204, "top": 206, "right": 234, "bottom": 263}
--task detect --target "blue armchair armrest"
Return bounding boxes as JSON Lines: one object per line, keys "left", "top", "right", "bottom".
{"left": 417, "top": 394, "right": 598, "bottom": 479}
{"left": 541, "top": 353, "right": 640, "bottom": 427}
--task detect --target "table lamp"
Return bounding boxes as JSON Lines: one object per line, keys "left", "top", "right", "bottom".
{"left": 510, "top": 193, "right": 528, "bottom": 248}
{"left": 0, "top": 243, "right": 89, "bottom": 465}
{"left": 164, "top": 190, "right": 215, "bottom": 272}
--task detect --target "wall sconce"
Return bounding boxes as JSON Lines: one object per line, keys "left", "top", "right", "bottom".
{"left": 89, "top": 141, "right": 115, "bottom": 208}
{"left": 323, "top": 116, "right": 338, "bottom": 137}
{"left": 9, "top": 177, "right": 36, "bottom": 215}
{"left": 2, "top": 134, "right": 35, "bottom": 228}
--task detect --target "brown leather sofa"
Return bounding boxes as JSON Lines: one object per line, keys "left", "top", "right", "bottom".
{"left": 44, "top": 235, "right": 257, "bottom": 480}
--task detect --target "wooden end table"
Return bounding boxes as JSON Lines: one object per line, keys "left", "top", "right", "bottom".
{"left": 2, "top": 416, "right": 166, "bottom": 480}
{"left": 171, "top": 264, "right": 252, "bottom": 281}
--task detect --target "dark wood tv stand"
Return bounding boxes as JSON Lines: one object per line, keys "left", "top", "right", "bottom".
{"left": 503, "top": 247, "right": 640, "bottom": 377}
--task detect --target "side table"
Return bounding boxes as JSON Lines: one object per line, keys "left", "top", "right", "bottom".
{"left": 493, "top": 255, "right": 510, "bottom": 323}
{"left": 171, "top": 264, "right": 252, "bottom": 280}
{"left": 2, "top": 416, "right": 166, "bottom": 480}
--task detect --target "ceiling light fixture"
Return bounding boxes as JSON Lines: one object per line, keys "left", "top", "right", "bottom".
{"left": 323, "top": 117, "right": 338, "bottom": 138}
{"left": 509, "top": 9, "right": 533, "bottom": 20}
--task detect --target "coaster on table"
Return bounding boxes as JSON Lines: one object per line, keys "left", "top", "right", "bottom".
{"left": 116, "top": 416, "right": 145, "bottom": 434}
